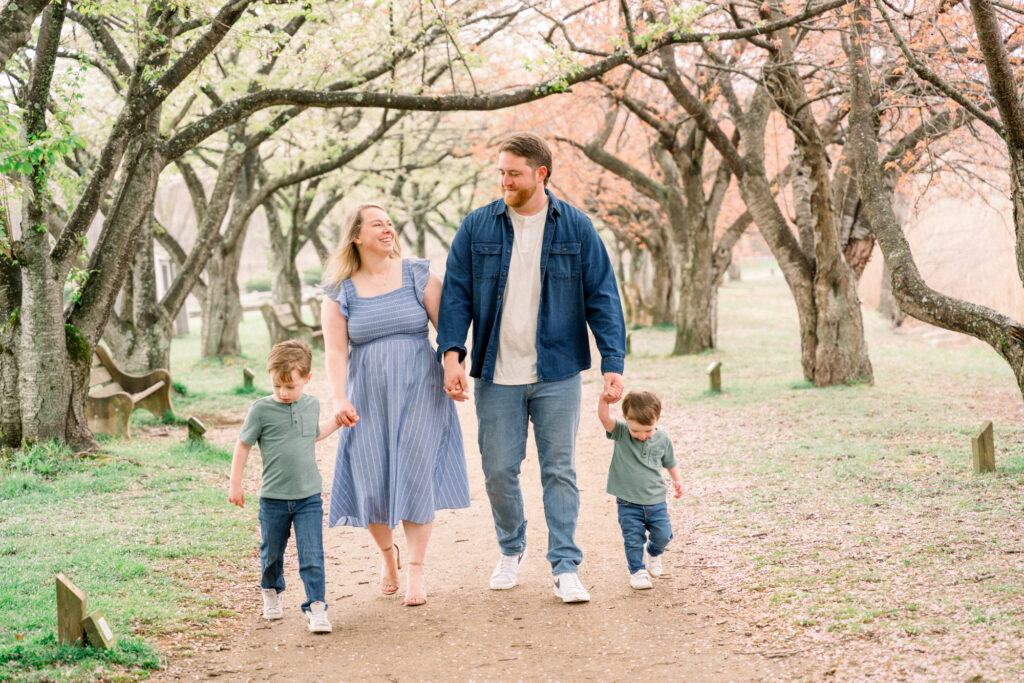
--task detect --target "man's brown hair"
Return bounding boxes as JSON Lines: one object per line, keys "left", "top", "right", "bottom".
{"left": 498, "top": 132, "right": 553, "bottom": 185}
{"left": 267, "top": 339, "right": 312, "bottom": 380}
{"left": 622, "top": 390, "right": 661, "bottom": 425}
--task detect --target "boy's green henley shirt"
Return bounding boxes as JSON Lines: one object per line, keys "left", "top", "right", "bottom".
{"left": 239, "top": 393, "right": 322, "bottom": 500}
{"left": 605, "top": 419, "right": 676, "bottom": 506}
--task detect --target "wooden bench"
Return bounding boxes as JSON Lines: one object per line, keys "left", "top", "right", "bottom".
{"left": 306, "top": 297, "right": 323, "bottom": 328}
{"left": 87, "top": 346, "right": 174, "bottom": 438}
{"left": 261, "top": 302, "right": 323, "bottom": 347}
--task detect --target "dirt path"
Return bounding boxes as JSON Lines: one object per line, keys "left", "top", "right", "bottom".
{"left": 156, "top": 369, "right": 804, "bottom": 681}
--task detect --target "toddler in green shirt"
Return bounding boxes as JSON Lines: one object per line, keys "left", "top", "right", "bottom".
{"left": 229, "top": 340, "right": 348, "bottom": 633}
{"left": 598, "top": 389, "right": 682, "bottom": 590}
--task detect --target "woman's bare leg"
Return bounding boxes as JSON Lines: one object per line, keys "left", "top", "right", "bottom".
{"left": 368, "top": 523, "right": 399, "bottom": 594}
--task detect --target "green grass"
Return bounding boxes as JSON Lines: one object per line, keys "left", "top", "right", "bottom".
{"left": 624, "top": 262, "right": 1024, "bottom": 679}
{"left": 1, "top": 328, "right": 263, "bottom": 680}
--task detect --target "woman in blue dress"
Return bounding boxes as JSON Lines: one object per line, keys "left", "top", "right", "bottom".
{"left": 321, "top": 202, "right": 470, "bottom": 606}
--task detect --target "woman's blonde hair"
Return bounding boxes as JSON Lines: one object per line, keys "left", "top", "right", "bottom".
{"left": 322, "top": 202, "right": 402, "bottom": 289}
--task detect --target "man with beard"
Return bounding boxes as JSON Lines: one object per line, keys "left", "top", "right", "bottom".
{"left": 436, "top": 132, "right": 626, "bottom": 603}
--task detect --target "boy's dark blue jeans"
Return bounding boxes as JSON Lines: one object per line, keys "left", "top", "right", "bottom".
{"left": 258, "top": 493, "right": 326, "bottom": 613}
{"left": 616, "top": 498, "right": 673, "bottom": 574}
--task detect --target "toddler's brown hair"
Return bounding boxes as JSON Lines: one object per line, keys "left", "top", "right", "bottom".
{"left": 267, "top": 340, "right": 312, "bottom": 381}
{"left": 621, "top": 390, "right": 661, "bottom": 426}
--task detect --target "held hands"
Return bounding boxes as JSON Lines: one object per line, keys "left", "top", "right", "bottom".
{"left": 333, "top": 398, "right": 359, "bottom": 427}
{"left": 673, "top": 480, "right": 683, "bottom": 499}
{"left": 601, "top": 372, "right": 624, "bottom": 403}
{"left": 443, "top": 351, "right": 469, "bottom": 402}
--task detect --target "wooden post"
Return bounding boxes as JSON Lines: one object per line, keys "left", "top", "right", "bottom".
{"left": 82, "top": 610, "right": 117, "bottom": 649}
{"left": 187, "top": 416, "right": 206, "bottom": 442}
{"left": 243, "top": 367, "right": 255, "bottom": 389}
{"left": 56, "top": 574, "right": 86, "bottom": 646}
{"left": 625, "top": 332, "right": 632, "bottom": 356}
{"left": 707, "top": 361, "right": 722, "bottom": 393}
{"left": 972, "top": 421, "right": 995, "bottom": 473}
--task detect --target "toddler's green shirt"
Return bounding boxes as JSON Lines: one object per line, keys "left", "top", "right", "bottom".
{"left": 606, "top": 419, "right": 676, "bottom": 506}
{"left": 239, "top": 393, "right": 322, "bottom": 500}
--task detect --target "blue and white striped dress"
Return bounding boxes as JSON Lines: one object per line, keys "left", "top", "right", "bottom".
{"left": 326, "top": 258, "right": 471, "bottom": 529}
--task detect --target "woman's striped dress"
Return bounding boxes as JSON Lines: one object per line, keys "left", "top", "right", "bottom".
{"left": 326, "top": 258, "right": 470, "bottom": 528}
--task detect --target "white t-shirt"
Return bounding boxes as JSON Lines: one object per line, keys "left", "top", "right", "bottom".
{"left": 493, "top": 203, "right": 547, "bottom": 385}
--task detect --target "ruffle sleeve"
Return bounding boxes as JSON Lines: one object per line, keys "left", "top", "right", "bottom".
{"left": 409, "top": 258, "right": 431, "bottom": 304}
{"left": 323, "top": 280, "right": 349, "bottom": 318}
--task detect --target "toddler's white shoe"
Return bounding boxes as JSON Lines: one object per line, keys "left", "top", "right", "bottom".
{"left": 306, "top": 602, "right": 332, "bottom": 633}
{"left": 490, "top": 548, "right": 527, "bottom": 590}
{"left": 630, "top": 570, "right": 653, "bottom": 590}
{"left": 553, "top": 572, "right": 591, "bottom": 603}
{"left": 647, "top": 553, "right": 664, "bottom": 578}
{"left": 261, "top": 589, "right": 283, "bottom": 620}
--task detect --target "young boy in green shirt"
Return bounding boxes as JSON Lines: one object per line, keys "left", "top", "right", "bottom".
{"left": 598, "top": 389, "right": 682, "bottom": 590}
{"left": 229, "top": 340, "right": 349, "bottom": 633}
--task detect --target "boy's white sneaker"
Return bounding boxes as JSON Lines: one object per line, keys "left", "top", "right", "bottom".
{"left": 553, "top": 572, "right": 591, "bottom": 603}
{"left": 306, "top": 602, "right": 332, "bottom": 633}
{"left": 261, "top": 589, "right": 283, "bottom": 620}
{"left": 630, "top": 570, "right": 653, "bottom": 590}
{"left": 647, "top": 553, "right": 664, "bottom": 577}
{"left": 490, "top": 548, "right": 527, "bottom": 590}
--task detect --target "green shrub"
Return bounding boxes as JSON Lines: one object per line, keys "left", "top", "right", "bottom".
{"left": 244, "top": 274, "right": 272, "bottom": 293}
{"left": 302, "top": 265, "right": 322, "bottom": 287}
{"left": 0, "top": 441, "right": 81, "bottom": 479}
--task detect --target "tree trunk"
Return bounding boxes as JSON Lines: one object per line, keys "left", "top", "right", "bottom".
{"left": 0, "top": 262, "right": 22, "bottom": 446}
{"left": 267, "top": 201, "right": 302, "bottom": 306}
{"left": 103, "top": 216, "right": 175, "bottom": 372}
{"left": 847, "top": 0, "right": 1024, "bottom": 395}
{"left": 201, "top": 245, "right": 245, "bottom": 358}
{"left": 650, "top": 249, "right": 673, "bottom": 326}
{"left": 877, "top": 260, "right": 905, "bottom": 329}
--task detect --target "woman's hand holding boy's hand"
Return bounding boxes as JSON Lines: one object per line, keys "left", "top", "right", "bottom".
{"left": 229, "top": 483, "right": 245, "bottom": 508}
{"left": 333, "top": 398, "right": 359, "bottom": 427}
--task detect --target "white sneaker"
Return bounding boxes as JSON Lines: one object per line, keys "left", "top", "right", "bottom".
{"left": 261, "top": 589, "right": 283, "bottom": 619}
{"left": 630, "top": 570, "right": 653, "bottom": 590}
{"left": 647, "top": 553, "right": 664, "bottom": 578}
{"left": 306, "top": 602, "right": 332, "bottom": 633}
{"left": 553, "top": 572, "right": 591, "bottom": 603}
{"left": 490, "top": 549, "right": 527, "bottom": 590}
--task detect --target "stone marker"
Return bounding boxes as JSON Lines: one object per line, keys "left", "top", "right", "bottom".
{"left": 243, "top": 367, "right": 255, "bottom": 389}
{"left": 707, "top": 361, "right": 722, "bottom": 393}
{"left": 972, "top": 420, "right": 995, "bottom": 473}
{"left": 728, "top": 263, "right": 742, "bottom": 281}
{"left": 82, "top": 609, "right": 117, "bottom": 649}
{"left": 625, "top": 332, "right": 632, "bottom": 356}
{"left": 56, "top": 574, "right": 86, "bottom": 646}
{"left": 187, "top": 416, "right": 206, "bottom": 442}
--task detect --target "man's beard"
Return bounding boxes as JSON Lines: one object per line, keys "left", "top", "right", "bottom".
{"left": 503, "top": 185, "right": 535, "bottom": 208}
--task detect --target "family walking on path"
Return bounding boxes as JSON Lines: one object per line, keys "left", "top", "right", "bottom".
{"left": 227, "top": 133, "right": 684, "bottom": 635}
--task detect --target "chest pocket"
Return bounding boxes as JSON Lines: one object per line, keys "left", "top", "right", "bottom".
{"left": 546, "top": 241, "right": 581, "bottom": 279}
{"left": 300, "top": 413, "right": 316, "bottom": 438}
{"left": 641, "top": 444, "right": 667, "bottom": 468}
{"left": 472, "top": 242, "right": 502, "bottom": 280}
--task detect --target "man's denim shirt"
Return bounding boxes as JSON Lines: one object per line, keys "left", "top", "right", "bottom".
{"left": 436, "top": 189, "right": 626, "bottom": 383}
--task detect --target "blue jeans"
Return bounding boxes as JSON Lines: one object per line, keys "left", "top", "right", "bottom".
{"left": 259, "top": 494, "right": 326, "bottom": 612}
{"left": 616, "top": 498, "right": 673, "bottom": 574}
{"left": 475, "top": 375, "right": 582, "bottom": 576}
